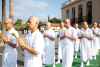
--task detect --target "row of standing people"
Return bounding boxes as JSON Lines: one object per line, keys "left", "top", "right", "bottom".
{"left": 55, "top": 21, "right": 100, "bottom": 67}
{"left": 42, "top": 19, "right": 77, "bottom": 67}
{"left": 1, "top": 16, "right": 100, "bottom": 67}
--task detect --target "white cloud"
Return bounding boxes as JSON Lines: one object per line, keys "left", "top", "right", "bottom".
{"left": 6, "top": 11, "right": 24, "bottom": 17}
{"left": 14, "top": 0, "right": 51, "bottom": 9}
{"left": 14, "top": 12, "right": 24, "bottom": 17}
{"left": 38, "top": 15, "right": 48, "bottom": 22}
{"left": 14, "top": 6, "right": 27, "bottom": 11}
{"left": 3, "top": 0, "right": 61, "bottom": 22}
{"left": 11, "top": 0, "right": 51, "bottom": 21}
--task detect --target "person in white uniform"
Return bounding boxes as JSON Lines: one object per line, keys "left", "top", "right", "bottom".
{"left": 79, "top": 22, "right": 93, "bottom": 67}
{"left": 60, "top": 19, "right": 77, "bottom": 67}
{"left": 42, "top": 22, "right": 56, "bottom": 67}
{"left": 74, "top": 23, "right": 80, "bottom": 58}
{"left": 16, "top": 16, "right": 44, "bottom": 67}
{"left": 98, "top": 24, "right": 100, "bottom": 50}
{"left": 1, "top": 18, "right": 19, "bottom": 67}
{"left": 91, "top": 22, "right": 100, "bottom": 59}
{"left": 56, "top": 22, "right": 64, "bottom": 64}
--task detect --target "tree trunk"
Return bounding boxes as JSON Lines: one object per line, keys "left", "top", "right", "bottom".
{"left": 2, "top": 0, "right": 6, "bottom": 34}
{"left": 10, "top": 0, "right": 14, "bottom": 24}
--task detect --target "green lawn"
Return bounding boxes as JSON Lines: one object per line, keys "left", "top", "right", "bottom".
{"left": 45, "top": 50, "right": 100, "bottom": 67}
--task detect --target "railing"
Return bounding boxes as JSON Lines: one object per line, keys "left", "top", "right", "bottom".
{"left": 70, "top": 16, "right": 92, "bottom": 24}
{"left": 70, "top": 16, "right": 87, "bottom": 23}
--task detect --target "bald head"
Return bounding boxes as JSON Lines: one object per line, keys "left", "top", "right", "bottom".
{"left": 65, "top": 19, "right": 70, "bottom": 23}
{"left": 83, "top": 21, "right": 88, "bottom": 24}
{"left": 28, "top": 16, "right": 39, "bottom": 30}
{"left": 29, "top": 16, "right": 39, "bottom": 24}
{"left": 60, "top": 22, "right": 64, "bottom": 25}
{"left": 65, "top": 19, "right": 71, "bottom": 28}
{"left": 98, "top": 23, "right": 100, "bottom": 28}
{"left": 60, "top": 22, "right": 64, "bottom": 28}
{"left": 46, "top": 22, "right": 51, "bottom": 26}
{"left": 93, "top": 22, "right": 97, "bottom": 25}
{"left": 93, "top": 22, "right": 97, "bottom": 28}
{"left": 83, "top": 21, "right": 88, "bottom": 28}
{"left": 45, "top": 22, "right": 51, "bottom": 30}
{"left": 74, "top": 23, "right": 78, "bottom": 29}
{"left": 5, "top": 18, "right": 13, "bottom": 23}
{"left": 4, "top": 18, "right": 13, "bottom": 30}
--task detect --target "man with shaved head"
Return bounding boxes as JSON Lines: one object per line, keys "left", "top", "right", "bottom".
{"left": 74, "top": 23, "right": 80, "bottom": 58}
{"left": 91, "top": 22, "right": 100, "bottom": 59}
{"left": 16, "top": 16, "right": 44, "bottom": 67}
{"left": 60, "top": 19, "right": 77, "bottom": 67}
{"left": 1, "top": 18, "right": 19, "bottom": 67}
{"left": 42, "top": 22, "right": 55, "bottom": 67}
{"left": 56, "top": 22, "right": 64, "bottom": 64}
{"left": 98, "top": 23, "right": 100, "bottom": 28}
{"left": 79, "top": 21, "right": 93, "bottom": 67}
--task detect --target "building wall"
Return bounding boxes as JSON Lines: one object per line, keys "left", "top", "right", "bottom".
{"left": 61, "top": 0, "right": 100, "bottom": 28}
{"left": 92, "top": 0, "right": 100, "bottom": 23}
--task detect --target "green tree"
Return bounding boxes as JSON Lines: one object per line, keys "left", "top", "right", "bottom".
{"left": 24, "top": 21, "right": 28, "bottom": 30}
{"left": 15, "top": 26, "right": 20, "bottom": 31}
{"left": 50, "top": 17, "right": 61, "bottom": 23}
{"left": 25, "top": 25, "right": 28, "bottom": 30}
{"left": 38, "top": 21, "right": 43, "bottom": 29}
{"left": 44, "top": 22, "right": 46, "bottom": 23}
{"left": 38, "top": 21, "right": 43, "bottom": 26}
{"left": 20, "top": 26, "right": 24, "bottom": 31}
{"left": 48, "top": 15, "right": 50, "bottom": 22}
{"left": 14, "top": 18, "right": 23, "bottom": 26}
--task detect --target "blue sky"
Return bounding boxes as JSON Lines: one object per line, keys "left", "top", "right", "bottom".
{"left": 0, "top": 0, "right": 68, "bottom": 22}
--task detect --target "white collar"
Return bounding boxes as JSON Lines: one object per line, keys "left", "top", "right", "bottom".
{"left": 9, "top": 28, "right": 15, "bottom": 33}
{"left": 65, "top": 26, "right": 72, "bottom": 30}
{"left": 28, "top": 30, "right": 38, "bottom": 36}
{"left": 83, "top": 27, "right": 89, "bottom": 31}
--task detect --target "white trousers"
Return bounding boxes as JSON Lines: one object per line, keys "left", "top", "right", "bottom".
{"left": 24, "top": 54, "right": 42, "bottom": 67}
{"left": 80, "top": 38, "right": 91, "bottom": 61}
{"left": 58, "top": 40, "right": 63, "bottom": 59}
{"left": 2, "top": 47, "right": 17, "bottom": 67}
{"left": 62, "top": 42, "right": 74, "bottom": 67}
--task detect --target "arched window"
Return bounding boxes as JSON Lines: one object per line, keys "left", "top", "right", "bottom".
{"left": 78, "top": 4, "right": 83, "bottom": 22}
{"left": 72, "top": 7, "right": 75, "bottom": 23}
{"left": 66, "top": 9, "right": 69, "bottom": 19}
{"left": 87, "top": 1, "right": 92, "bottom": 24}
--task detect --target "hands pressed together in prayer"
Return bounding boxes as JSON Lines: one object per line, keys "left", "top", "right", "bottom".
{"left": 64, "top": 31, "right": 69, "bottom": 37}
{"left": 93, "top": 30, "right": 96, "bottom": 34}
{"left": 93, "top": 30, "right": 100, "bottom": 37}
{"left": 82, "top": 33, "right": 86, "bottom": 38}
{"left": 1, "top": 34, "right": 8, "bottom": 42}
{"left": 43, "top": 32, "right": 48, "bottom": 37}
{"left": 0, "top": 34, "right": 26, "bottom": 47}
{"left": 16, "top": 37, "right": 26, "bottom": 47}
